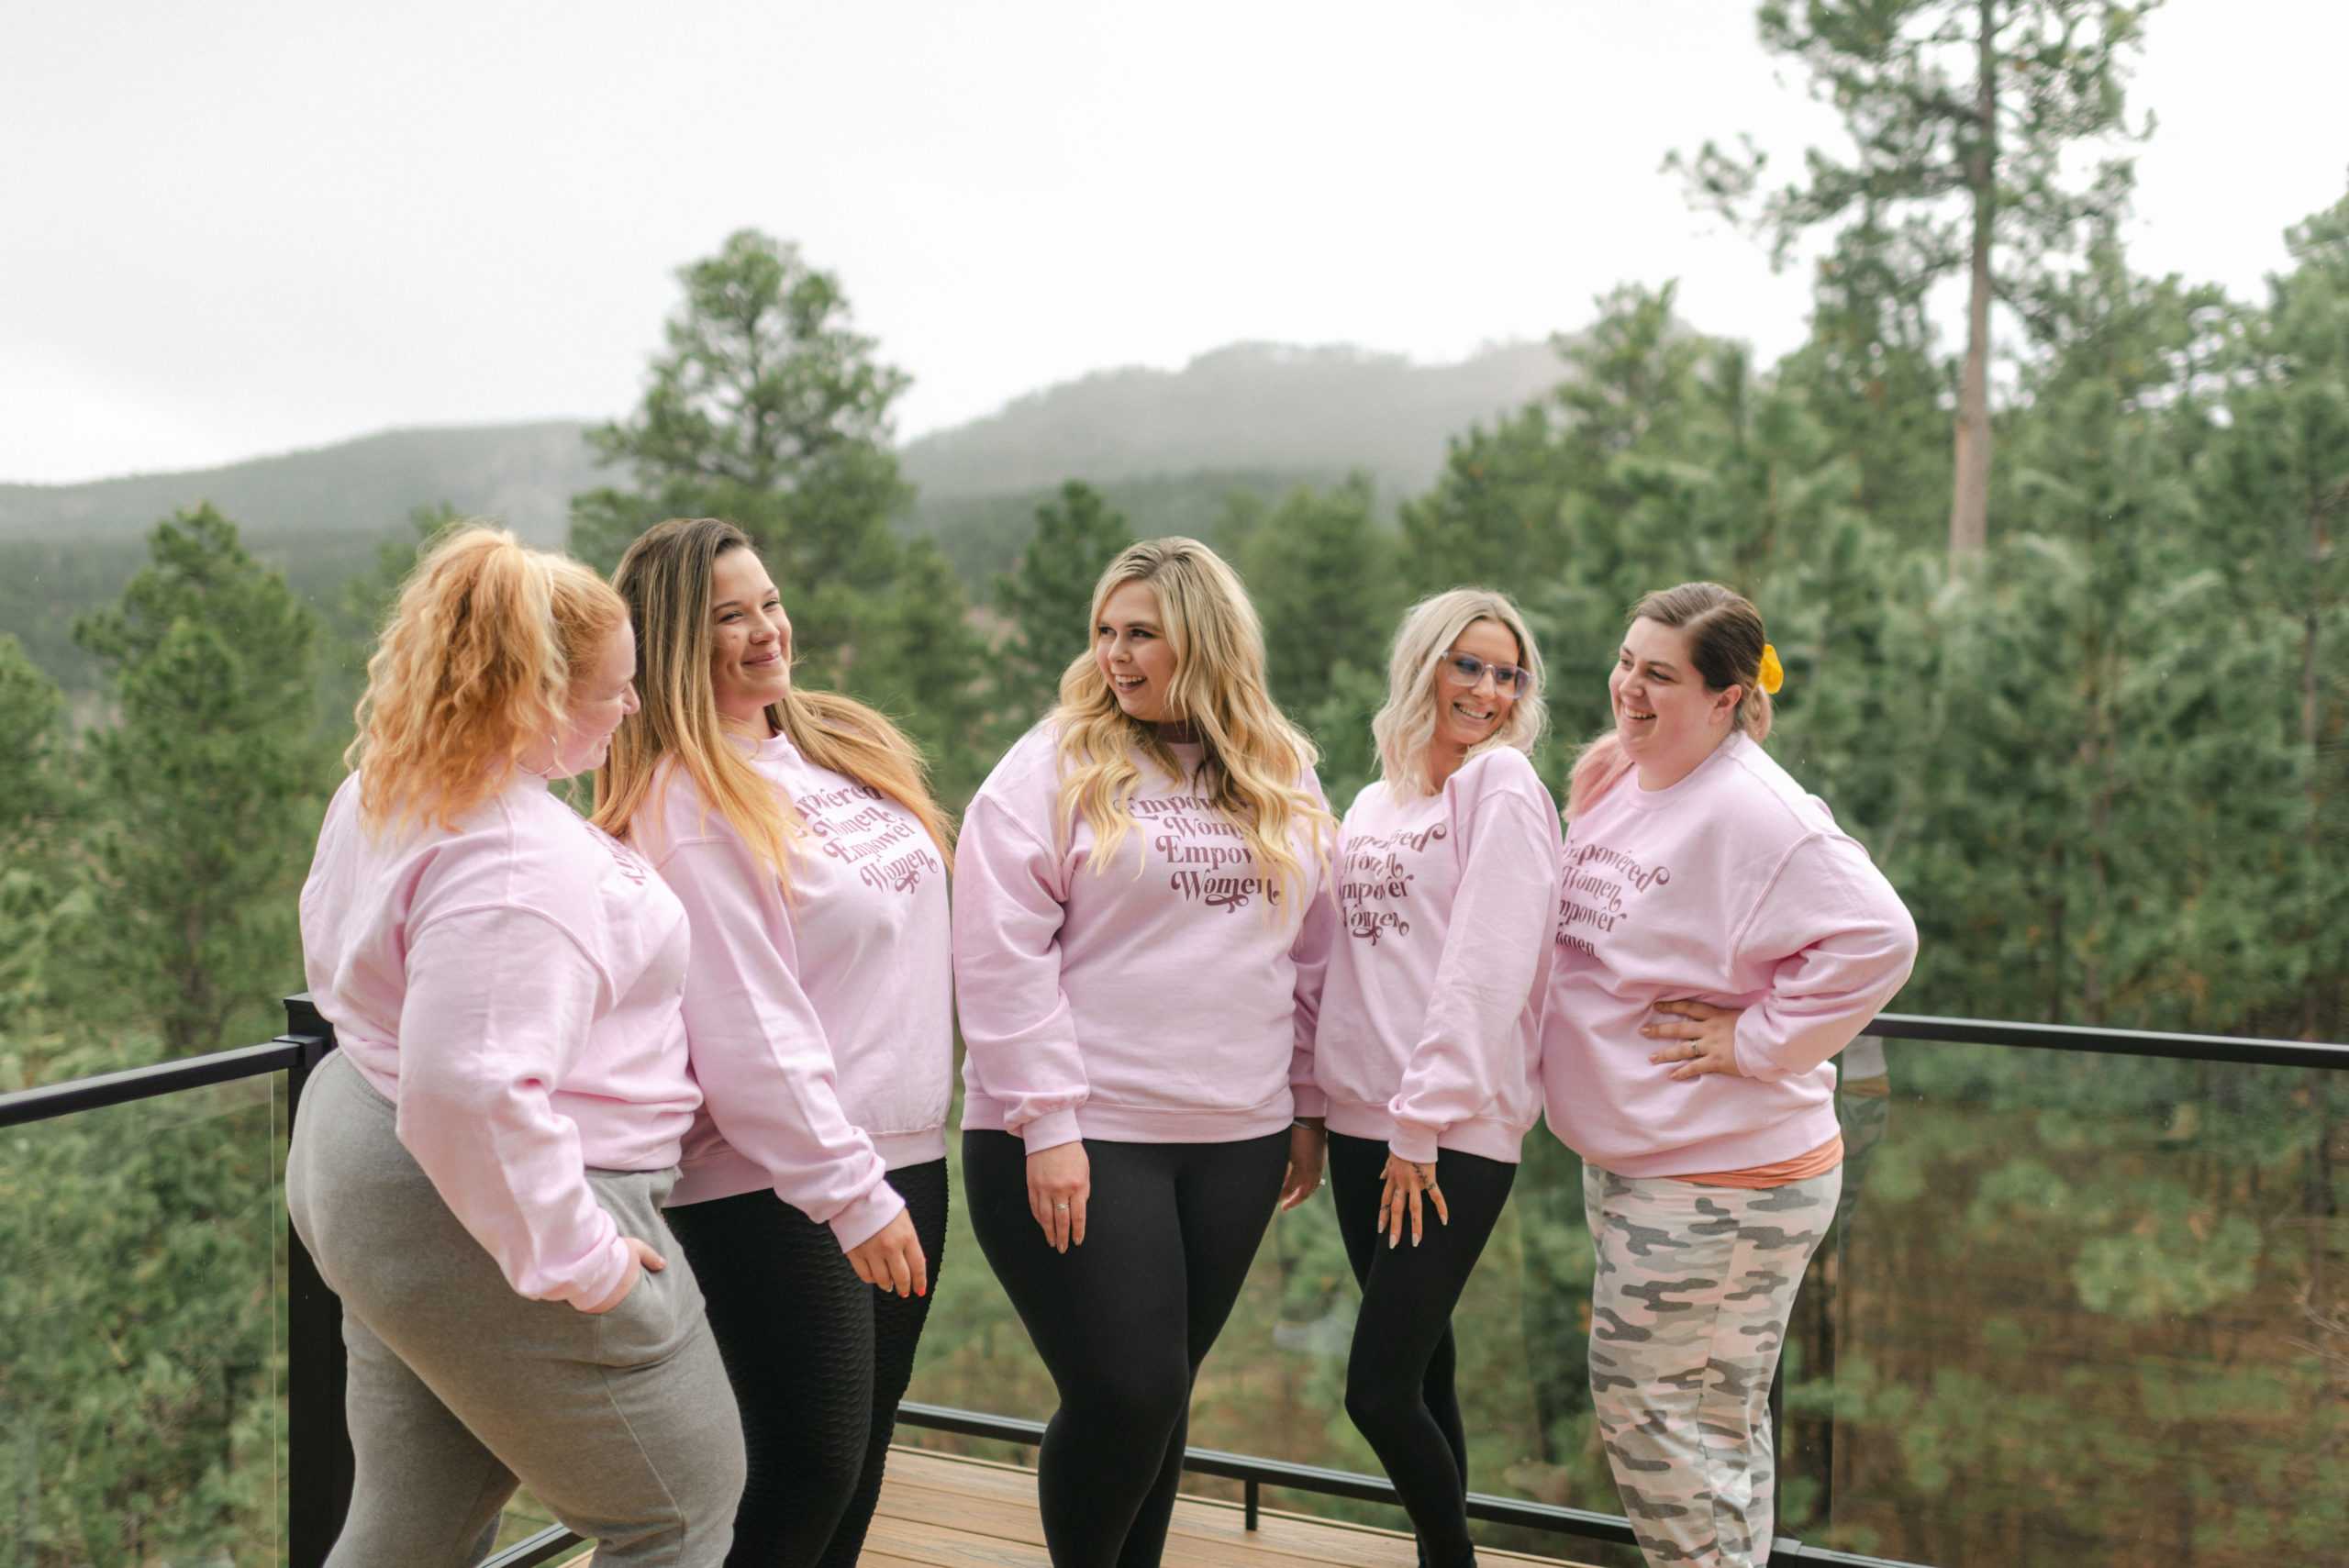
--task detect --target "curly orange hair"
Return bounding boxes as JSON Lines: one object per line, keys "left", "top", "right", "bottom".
{"left": 347, "top": 526, "right": 627, "bottom": 832}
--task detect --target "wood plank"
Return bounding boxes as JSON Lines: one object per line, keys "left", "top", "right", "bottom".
{"left": 863, "top": 1515, "right": 1051, "bottom": 1568}
{"left": 876, "top": 1474, "right": 1420, "bottom": 1568}
{"left": 871, "top": 1449, "right": 1599, "bottom": 1568}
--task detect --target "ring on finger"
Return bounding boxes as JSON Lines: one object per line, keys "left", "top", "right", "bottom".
{"left": 1053, "top": 1201, "right": 1069, "bottom": 1211}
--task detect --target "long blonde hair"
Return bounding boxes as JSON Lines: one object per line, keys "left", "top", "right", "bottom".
{"left": 1372, "top": 588, "right": 1548, "bottom": 797}
{"left": 347, "top": 527, "right": 626, "bottom": 832}
{"left": 1567, "top": 581, "right": 1776, "bottom": 818}
{"left": 1049, "top": 537, "right": 1330, "bottom": 905}
{"left": 593, "top": 517, "right": 952, "bottom": 887}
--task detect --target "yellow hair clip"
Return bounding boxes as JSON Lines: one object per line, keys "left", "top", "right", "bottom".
{"left": 1757, "top": 644, "right": 1784, "bottom": 695}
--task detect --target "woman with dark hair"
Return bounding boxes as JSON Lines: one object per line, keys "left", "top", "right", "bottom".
{"left": 953, "top": 537, "right": 1336, "bottom": 1568}
{"left": 1543, "top": 582, "right": 1917, "bottom": 1568}
{"left": 288, "top": 527, "right": 744, "bottom": 1567}
{"left": 595, "top": 517, "right": 952, "bottom": 1568}
{"left": 1309, "top": 587, "right": 1563, "bottom": 1568}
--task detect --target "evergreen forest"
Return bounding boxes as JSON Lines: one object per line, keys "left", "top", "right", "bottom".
{"left": 3, "top": 3, "right": 2348, "bottom": 1562}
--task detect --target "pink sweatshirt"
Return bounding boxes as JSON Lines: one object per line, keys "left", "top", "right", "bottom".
{"left": 954, "top": 723, "right": 1335, "bottom": 1150}
{"left": 636, "top": 734, "right": 952, "bottom": 1250}
{"left": 1542, "top": 731, "right": 1918, "bottom": 1177}
{"left": 1312, "top": 747, "right": 1563, "bottom": 1164}
{"left": 300, "top": 771, "right": 700, "bottom": 1308}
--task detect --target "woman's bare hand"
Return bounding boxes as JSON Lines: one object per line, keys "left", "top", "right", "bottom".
{"left": 1643, "top": 998, "right": 1746, "bottom": 1080}
{"left": 1376, "top": 1152, "right": 1449, "bottom": 1248}
{"left": 579, "top": 1236, "right": 666, "bottom": 1315}
{"left": 846, "top": 1207, "right": 928, "bottom": 1297}
{"left": 1027, "top": 1141, "right": 1090, "bottom": 1251}
{"left": 1278, "top": 1121, "right": 1327, "bottom": 1211}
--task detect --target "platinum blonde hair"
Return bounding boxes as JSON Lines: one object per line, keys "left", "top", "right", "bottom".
{"left": 1371, "top": 588, "right": 1548, "bottom": 797}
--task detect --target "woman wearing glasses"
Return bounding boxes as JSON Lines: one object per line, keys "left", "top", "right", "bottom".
{"left": 1305, "top": 589, "right": 1562, "bottom": 1568}
{"left": 953, "top": 538, "right": 1335, "bottom": 1568}
{"left": 1544, "top": 583, "right": 1915, "bottom": 1568}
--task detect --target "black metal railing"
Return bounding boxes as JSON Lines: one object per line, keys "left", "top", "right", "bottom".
{"left": 5, "top": 998, "right": 2339, "bottom": 1568}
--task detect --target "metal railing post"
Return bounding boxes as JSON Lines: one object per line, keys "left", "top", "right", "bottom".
{"left": 283, "top": 993, "right": 354, "bottom": 1568}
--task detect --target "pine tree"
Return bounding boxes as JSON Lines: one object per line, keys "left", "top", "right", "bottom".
{"left": 71, "top": 506, "right": 331, "bottom": 1056}
{"left": 570, "top": 229, "right": 916, "bottom": 674}
{"left": 2198, "top": 190, "right": 2349, "bottom": 1042}
{"left": 1222, "top": 475, "right": 1399, "bottom": 753}
{"left": 1675, "top": 0, "right": 2161, "bottom": 566}
{"left": 990, "top": 482, "right": 1135, "bottom": 731}
{"left": 571, "top": 229, "right": 987, "bottom": 794}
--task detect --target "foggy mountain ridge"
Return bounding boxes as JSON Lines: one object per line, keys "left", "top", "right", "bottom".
{"left": 896, "top": 339, "right": 1568, "bottom": 499}
{"left": 0, "top": 339, "right": 1575, "bottom": 546}
{"left": 0, "top": 421, "right": 601, "bottom": 546}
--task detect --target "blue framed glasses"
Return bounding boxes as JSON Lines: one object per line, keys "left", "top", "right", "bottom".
{"left": 1440, "top": 652, "right": 1532, "bottom": 698}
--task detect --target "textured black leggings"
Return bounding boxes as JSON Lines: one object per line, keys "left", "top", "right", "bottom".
{"left": 964, "top": 1129, "right": 1289, "bottom": 1568}
{"left": 663, "top": 1160, "right": 949, "bottom": 1568}
{"left": 1327, "top": 1132, "right": 1517, "bottom": 1568}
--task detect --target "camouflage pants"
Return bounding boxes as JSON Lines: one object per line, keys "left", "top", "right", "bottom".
{"left": 1582, "top": 1162, "right": 1842, "bottom": 1568}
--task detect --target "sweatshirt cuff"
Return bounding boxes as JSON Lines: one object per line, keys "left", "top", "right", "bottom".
{"left": 827, "top": 1181, "right": 908, "bottom": 1253}
{"left": 559, "top": 1231, "right": 635, "bottom": 1310}
{"left": 1019, "top": 1107, "right": 1085, "bottom": 1154}
{"left": 1732, "top": 1021, "right": 1792, "bottom": 1084}
{"left": 1291, "top": 1084, "right": 1330, "bottom": 1118}
{"left": 1387, "top": 1119, "right": 1442, "bottom": 1165}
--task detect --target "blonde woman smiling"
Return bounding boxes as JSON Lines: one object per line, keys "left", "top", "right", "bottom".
{"left": 953, "top": 538, "right": 1335, "bottom": 1568}
{"left": 1307, "top": 588, "right": 1563, "bottom": 1568}
{"left": 595, "top": 517, "right": 952, "bottom": 1568}
{"left": 288, "top": 528, "right": 743, "bottom": 1567}
{"left": 1543, "top": 583, "right": 1916, "bottom": 1568}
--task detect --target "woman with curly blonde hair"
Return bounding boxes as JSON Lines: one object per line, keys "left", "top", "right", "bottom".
{"left": 594, "top": 517, "right": 952, "bottom": 1568}
{"left": 1308, "top": 587, "right": 1563, "bottom": 1568}
{"left": 953, "top": 537, "right": 1336, "bottom": 1568}
{"left": 286, "top": 526, "right": 743, "bottom": 1567}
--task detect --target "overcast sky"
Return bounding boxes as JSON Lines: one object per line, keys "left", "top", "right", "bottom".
{"left": 3, "top": 1, "right": 2343, "bottom": 486}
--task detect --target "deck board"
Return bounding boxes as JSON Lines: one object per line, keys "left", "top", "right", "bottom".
{"left": 558, "top": 1448, "right": 1600, "bottom": 1568}
{"left": 863, "top": 1447, "right": 1601, "bottom": 1568}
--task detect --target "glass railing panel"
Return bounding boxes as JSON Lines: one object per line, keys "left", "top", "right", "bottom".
{"left": 900, "top": 1110, "right": 1613, "bottom": 1558}
{"left": 0, "top": 1073, "right": 284, "bottom": 1566}
{"left": 903, "top": 1039, "right": 2349, "bottom": 1568}
{"left": 1797, "top": 1037, "right": 2341, "bottom": 1567}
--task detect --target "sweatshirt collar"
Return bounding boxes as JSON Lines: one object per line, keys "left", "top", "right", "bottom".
{"left": 1624, "top": 730, "right": 1745, "bottom": 811}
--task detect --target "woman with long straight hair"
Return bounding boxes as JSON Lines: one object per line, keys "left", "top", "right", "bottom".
{"left": 1308, "top": 587, "right": 1563, "bottom": 1568}
{"left": 1543, "top": 583, "right": 1916, "bottom": 1568}
{"left": 953, "top": 537, "right": 1336, "bottom": 1568}
{"left": 288, "top": 526, "right": 744, "bottom": 1567}
{"left": 594, "top": 517, "right": 952, "bottom": 1568}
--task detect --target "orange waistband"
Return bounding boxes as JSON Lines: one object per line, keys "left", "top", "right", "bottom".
{"left": 1670, "top": 1132, "right": 1844, "bottom": 1190}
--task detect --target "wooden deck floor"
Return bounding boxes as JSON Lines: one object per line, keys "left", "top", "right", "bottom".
{"left": 860, "top": 1447, "right": 1600, "bottom": 1568}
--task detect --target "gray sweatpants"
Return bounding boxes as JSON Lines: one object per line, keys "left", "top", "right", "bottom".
{"left": 286, "top": 1051, "right": 746, "bottom": 1568}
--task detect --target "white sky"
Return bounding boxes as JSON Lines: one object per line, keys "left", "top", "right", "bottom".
{"left": 2, "top": 1, "right": 2343, "bottom": 485}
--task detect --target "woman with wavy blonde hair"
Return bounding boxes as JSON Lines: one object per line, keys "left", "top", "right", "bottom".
{"left": 286, "top": 526, "right": 744, "bottom": 1567}
{"left": 953, "top": 536, "right": 1336, "bottom": 1568}
{"left": 1305, "top": 587, "right": 1563, "bottom": 1568}
{"left": 593, "top": 517, "right": 951, "bottom": 1568}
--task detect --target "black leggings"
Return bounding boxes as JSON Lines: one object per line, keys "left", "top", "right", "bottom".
{"left": 1327, "top": 1132, "right": 1517, "bottom": 1568}
{"left": 964, "top": 1129, "right": 1289, "bottom": 1568}
{"left": 664, "top": 1159, "right": 949, "bottom": 1568}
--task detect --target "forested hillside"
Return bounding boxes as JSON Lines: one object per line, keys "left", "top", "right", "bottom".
{"left": 0, "top": 340, "right": 1567, "bottom": 696}
{"left": 5, "top": 0, "right": 2348, "bottom": 1559}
